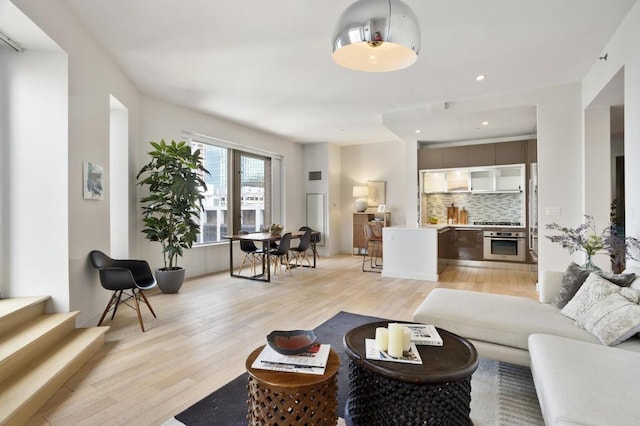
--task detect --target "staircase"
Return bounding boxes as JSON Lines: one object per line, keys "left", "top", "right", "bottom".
{"left": 0, "top": 296, "right": 108, "bottom": 426}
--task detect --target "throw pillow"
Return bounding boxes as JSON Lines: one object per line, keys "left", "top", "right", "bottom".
{"left": 552, "top": 262, "right": 593, "bottom": 309}
{"left": 560, "top": 273, "right": 621, "bottom": 320}
{"left": 576, "top": 289, "right": 640, "bottom": 346}
{"left": 593, "top": 271, "right": 636, "bottom": 287}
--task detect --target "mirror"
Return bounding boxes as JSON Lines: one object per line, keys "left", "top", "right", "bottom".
{"left": 306, "top": 193, "right": 326, "bottom": 246}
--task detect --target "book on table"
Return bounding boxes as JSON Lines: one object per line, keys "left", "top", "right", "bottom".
{"left": 396, "top": 323, "right": 443, "bottom": 346}
{"left": 252, "top": 343, "right": 330, "bottom": 375}
{"left": 364, "top": 339, "right": 422, "bottom": 364}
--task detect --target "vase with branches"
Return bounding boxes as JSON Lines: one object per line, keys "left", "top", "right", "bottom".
{"left": 545, "top": 215, "right": 640, "bottom": 271}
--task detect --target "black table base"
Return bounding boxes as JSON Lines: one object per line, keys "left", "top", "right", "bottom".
{"left": 345, "top": 360, "right": 473, "bottom": 426}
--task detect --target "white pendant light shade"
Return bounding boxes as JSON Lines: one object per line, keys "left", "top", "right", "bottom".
{"left": 332, "top": 0, "right": 420, "bottom": 72}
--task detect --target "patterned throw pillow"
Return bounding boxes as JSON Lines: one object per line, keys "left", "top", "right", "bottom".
{"left": 552, "top": 262, "right": 593, "bottom": 309}
{"left": 576, "top": 289, "right": 640, "bottom": 346}
{"left": 560, "top": 273, "right": 621, "bottom": 320}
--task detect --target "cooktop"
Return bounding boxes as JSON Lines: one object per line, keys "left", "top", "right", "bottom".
{"left": 473, "top": 221, "right": 521, "bottom": 226}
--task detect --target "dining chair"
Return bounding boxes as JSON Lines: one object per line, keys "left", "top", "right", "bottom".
{"left": 238, "top": 231, "right": 265, "bottom": 275}
{"left": 89, "top": 250, "right": 157, "bottom": 332}
{"left": 270, "top": 232, "right": 292, "bottom": 277}
{"left": 299, "top": 226, "right": 320, "bottom": 260}
{"left": 362, "top": 223, "right": 383, "bottom": 273}
{"left": 289, "top": 229, "right": 312, "bottom": 268}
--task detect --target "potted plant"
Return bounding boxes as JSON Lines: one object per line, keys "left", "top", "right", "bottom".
{"left": 545, "top": 214, "right": 640, "bottom": 272}
{"left": 137, "top": 139, "right": 210, "bottom": 293}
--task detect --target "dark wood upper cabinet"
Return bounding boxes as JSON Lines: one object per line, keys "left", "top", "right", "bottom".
{"left": 467, "top": 144, "right": 495, "bottom": 167}
{"left": 528, "top": 139, "right": 537, "bottom": 163}
{"left": 495, "top": 140, "right": 527, "bottom": 165}
{"left": 418, "top": 148, "right": 444, "bottom": 169}
{"left": 442, "top": 146, "right": 468, "bottom": 168}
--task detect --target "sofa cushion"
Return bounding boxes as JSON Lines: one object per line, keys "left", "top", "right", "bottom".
{"left": 551, "top": 262, "right": 592, "bottom": 308}
{"left": 529, "top": 334, "right": 640, "bottom": 426}
{"left": 594, "top": 270, "right": 636, "bottom": 287}
{"left": 560, "top": 273, "right": 621, "bottom": 320}
{"left": 576, "top": 289, "right": 640, "bottom": 346}
{"left": 412, "top": 288, "right": 600, "bottom": 351}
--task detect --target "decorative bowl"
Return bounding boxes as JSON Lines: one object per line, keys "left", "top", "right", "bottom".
{"left": 267, "top": 330, "right": 318, "bottom": 355}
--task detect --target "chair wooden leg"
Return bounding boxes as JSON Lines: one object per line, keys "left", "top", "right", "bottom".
{"left": 132, "top": 289, "right": 145, "bottom": 332}
{"left": 139, "top": 290, "right": 157, "bottom": 318}
{"left": 111, "top": 290, "right": 124, "bottom": 320}
{"left": 98, "top": 291, "right": 119, "bottom": 326}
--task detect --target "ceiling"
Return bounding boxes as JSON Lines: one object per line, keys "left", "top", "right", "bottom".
{"left": 10, "top": 0, "right": 639, "bottom": 145}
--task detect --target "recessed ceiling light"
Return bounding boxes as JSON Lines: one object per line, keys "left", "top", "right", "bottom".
{"left": 476, "top": 74, "right": 486, "bottom": 81}
{"left": 415, "top": 129, "right": 421, "bottom": 134}
{"left": 482, "top": 121, "right": 489, "bottom": 126}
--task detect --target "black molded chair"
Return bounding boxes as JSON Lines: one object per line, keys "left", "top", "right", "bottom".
{"left": 238, "top": 231, "right": 265, "bottom": 274}
{"left": 89, "top": 250, "right": 157, "bottom": 332}
{"left": 299, "top": 226, "right": 320, "bottom": 261}
{"left": 290, "top": 229, "right": 312, "bottom": 268}
{"left": 362, "top": 223, "right": 383, "bottom": 273}
{"left": 270, "top": 232, "right": 292, "bottom": 277}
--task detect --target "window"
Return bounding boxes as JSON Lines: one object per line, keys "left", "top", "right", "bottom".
{"left": 191, "top": 139, "right": 272, "bottom": 244}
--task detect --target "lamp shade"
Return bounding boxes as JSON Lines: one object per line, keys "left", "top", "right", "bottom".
{"left": 353, "top": 186, "right": 369, "bottom": 198}
{"left": 332, "top": 0, "right": 421, "bottom": 72}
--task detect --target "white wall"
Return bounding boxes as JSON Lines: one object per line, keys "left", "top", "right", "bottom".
{"left": 1, "top": 47, "right": 69, "bottom": 312}
{"left": 582, "top": 0, "right": 640, "bottom": 269}
{"left": 138, "top": 96, "right": 306, "bottom": 277}
{"left": 340, "top": 141, "right": 408, "bottom": 253}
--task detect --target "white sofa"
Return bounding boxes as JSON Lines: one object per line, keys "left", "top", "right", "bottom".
{"left": 412, "top": 266, "right": 640, "bottom": 425}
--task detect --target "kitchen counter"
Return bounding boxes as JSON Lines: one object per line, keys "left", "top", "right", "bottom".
{"left": 382, "top": 225, "right": 439, "bottom": 281}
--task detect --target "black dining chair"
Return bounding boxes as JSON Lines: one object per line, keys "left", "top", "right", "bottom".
{"left": 269, "top": 232, "right": 292, "bottom": 277}
{"left": 89, "top": 250, "right": 157, "bottom": 332}
{"left": 299, "top": 226, "right": 320, "bottom": 261}
{"left": 290, "top": 229, "right": 312, "bottom": 268}
{"left": 238, "top": 231, "right": 265, "bottom": 275}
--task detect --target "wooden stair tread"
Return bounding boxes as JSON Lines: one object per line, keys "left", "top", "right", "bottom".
{"left": 0, "top": 312, "right": 79, "bottom": 370}
{"left": 0, "top": 296, "right": 49, "bottom": 319}
{"left": 0, "top": 327, "right": 108, "bottom": 425}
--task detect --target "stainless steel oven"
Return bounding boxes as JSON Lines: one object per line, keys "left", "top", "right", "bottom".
{"left": 483, "top": 230, "right": 527, "bottom": 262}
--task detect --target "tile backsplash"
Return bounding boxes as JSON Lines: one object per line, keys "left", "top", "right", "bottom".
{"left": 421, "top": 192, "right": 524, "bottom": 224}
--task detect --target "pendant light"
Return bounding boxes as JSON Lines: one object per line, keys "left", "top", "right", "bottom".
{"left": 332, "top": 0, "right": 420, "bottom": 72}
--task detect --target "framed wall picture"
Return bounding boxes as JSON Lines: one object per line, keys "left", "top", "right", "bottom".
{"left": 83, "top": 161, "right": 104, "bottom": 200}
{"left": 367, "top": 180, "right": 386, "bottom": 207}
{"left": 377, "top": 204, "right": 386, "bottom": 212}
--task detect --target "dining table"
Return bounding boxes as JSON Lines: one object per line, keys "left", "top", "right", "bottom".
{"left": 223, "top": 230, "right": 319, "bottom": 282}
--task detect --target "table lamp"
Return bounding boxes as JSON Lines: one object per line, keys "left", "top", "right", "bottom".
{"left": 353, "top": 186, "right": 369, "bottom": 212}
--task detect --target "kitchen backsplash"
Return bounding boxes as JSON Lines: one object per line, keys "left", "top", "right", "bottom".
{"left": 421, "top": 192, "right": 524, "bottom": 224}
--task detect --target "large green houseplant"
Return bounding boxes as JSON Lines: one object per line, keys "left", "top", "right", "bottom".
{"left": 137, "top": 139, "right": 210, "bottom": 293}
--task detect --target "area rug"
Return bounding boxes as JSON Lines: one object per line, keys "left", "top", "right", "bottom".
{"left": 167, "top": 311, "right": 543, "bottom": 426}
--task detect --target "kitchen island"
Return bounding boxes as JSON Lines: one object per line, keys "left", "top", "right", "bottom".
{"left": 382, "top": 225, "right": 444, "bottom": 281}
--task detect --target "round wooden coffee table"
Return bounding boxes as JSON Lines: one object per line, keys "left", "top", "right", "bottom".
{"left": 245, "top": 345, "right": 340, "bottom": 425}
{"left": 343, "top": 321, "right": 478, "bottom": 426}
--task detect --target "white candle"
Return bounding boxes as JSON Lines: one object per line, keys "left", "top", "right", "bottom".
{"left": 403, "top": 327, "right": 411, "bottom": 351}
{"left": 375, "top": 327, "right": 388, "bottom": 352}
{"left": 387, "top": 323, "right": 404, "bottom": 358}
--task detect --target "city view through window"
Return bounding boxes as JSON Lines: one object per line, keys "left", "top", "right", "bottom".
{"left": 192, "top": 142, "right": 270, "bottom": 243}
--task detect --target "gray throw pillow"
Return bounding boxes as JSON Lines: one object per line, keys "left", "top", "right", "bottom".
{"left": 552, "top": 262, "right": 592, "bottom": 309}
{"left": 593, "top": 271, "right": 636, "bottom": 287}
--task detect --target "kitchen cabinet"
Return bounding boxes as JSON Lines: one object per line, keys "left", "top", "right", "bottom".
{"left": 455, "top": 228, "right": 484, "bottom": 260}
{"left": 423, "top": 171, "right": 446, "bottom": 193}
{"left": 442, "top": 146, "right": 468, "bottom": 168}
{"left": 470, "top": 169, "right": 494, "bottom": 192}
{"left": 437, "top": 227, "right": 453, "bottom": 260}
{"left": 353, "top": 212, "right": 390, "bottom": 255}
{"left": 467, "top": 144, "right": 496, "bottom": 167}
{"left": 418, "top": 148, "right": 444, "bottom": 169}
{"left": 445, "top": 170, "right": 470, "bottom": 192}
{"left": 528, "top": 138, "right": 537, "bottom": 163}
{"left": 495, "top": 165, "right": 524, "bottom": 191}
{"left": 495, "top": 140, "right": 527, "bottom": 165}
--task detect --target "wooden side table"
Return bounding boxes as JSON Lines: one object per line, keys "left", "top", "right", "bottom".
{"left": 343, "top": 322, "right": 478, "bottom": 426}
{"left": 245, "top": 345, "right": 340, "bottom": 425}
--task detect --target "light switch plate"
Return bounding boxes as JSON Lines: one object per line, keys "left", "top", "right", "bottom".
{"left": 545, "top": 207, "right": 561, "bottom": 216}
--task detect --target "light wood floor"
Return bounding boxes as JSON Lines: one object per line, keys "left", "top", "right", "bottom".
{"left": 27, "top": 254, "right": 537, "bottom": 426}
